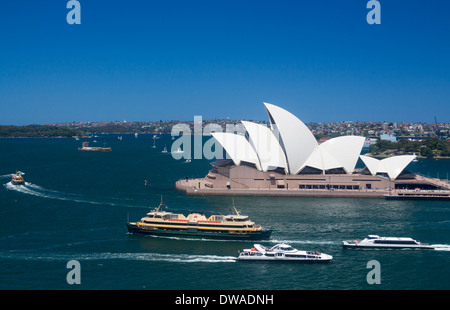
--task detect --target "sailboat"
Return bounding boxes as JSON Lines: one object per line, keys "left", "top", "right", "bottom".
{"left": 161, "top": 145, "right": 168, "bottom": 153}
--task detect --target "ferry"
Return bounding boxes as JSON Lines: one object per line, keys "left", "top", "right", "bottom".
{"left": 11, "top": 172, "right": 25, "bottom": 185}
{"left": 238, "top": 244, "right": 333, "bottom": 262}
{"left": 342, "top": 235, "right": 434, "bottom": 249}
{"left": 126, "top": 197, "right": 272, "bottom": 240}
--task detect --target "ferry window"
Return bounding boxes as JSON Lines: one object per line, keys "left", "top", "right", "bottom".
{"left": 281, "top": 246, "right": 293, "bottom": 251}
{"left": 366, "top": 184, "right": 371, "bottom": 189}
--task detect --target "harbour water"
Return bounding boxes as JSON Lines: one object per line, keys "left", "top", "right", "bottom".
{"left": 0, "top": 135, "right": 449, "bottom": 290}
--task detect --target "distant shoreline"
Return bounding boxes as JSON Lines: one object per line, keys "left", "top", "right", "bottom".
{"left": 0, "top": 136, "right": 79, "bottom": 139}
{"left": 370, "top": 154, "right": 450, "bottom": 159}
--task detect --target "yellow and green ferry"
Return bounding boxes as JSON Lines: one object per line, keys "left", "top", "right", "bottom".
{"left": 126, "top": 197, "right": 271, "bottom": 240}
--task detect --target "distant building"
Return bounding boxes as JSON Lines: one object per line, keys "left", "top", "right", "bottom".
{"left": 380, "top": 133, "right": 397, "bottom": 142}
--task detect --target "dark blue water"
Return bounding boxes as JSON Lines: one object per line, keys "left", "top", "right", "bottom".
{"left": 0, "top": 135, "right": 449, "bottom": 290}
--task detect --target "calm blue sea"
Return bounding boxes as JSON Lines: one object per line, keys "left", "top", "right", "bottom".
{"left": 0, "top": 135, "right": 449, "bottom": 290}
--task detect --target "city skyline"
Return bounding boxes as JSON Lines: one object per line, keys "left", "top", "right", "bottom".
{"left": 47, "top": 118, "right": 449, "bottom": 138}
{"left": 1, "top": 1, "right": 449, "bottom": 125}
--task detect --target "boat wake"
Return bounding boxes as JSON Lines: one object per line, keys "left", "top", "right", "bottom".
{"left": 3, "top": 181, "right": 119, "bottom": 207}
{"left": 269, "top": 239, "right": 340, "bottom": 246}
{"left": 431, "top": 244, "right": 450, "bottom": 251}
{"left": 90, "top": 252, "right": 237, "bottom": 263}
{"left": 0, "top": 251, "right": 237, "bottom": 263}
{"left": 135, "top": 234, "right": 341, "bottom": 245}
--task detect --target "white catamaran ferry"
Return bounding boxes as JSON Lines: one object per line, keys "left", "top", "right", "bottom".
{"left": 342, "top": 235, "right": 434, "bottom": 249}
{"left": 238, "top": 244, "right": 333, "bottom": 262}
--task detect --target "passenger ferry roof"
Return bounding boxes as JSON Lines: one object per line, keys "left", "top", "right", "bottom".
{"left": 367, "top": 235, "right": 415, "bottom": 241}
{"left": 224, "top": 215, "right": 248, "bottom": 220}
{"left": 146, "top": 211, "right": 173, "bottom": 216}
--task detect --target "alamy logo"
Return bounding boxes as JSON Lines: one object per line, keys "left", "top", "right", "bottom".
{"left": 67, "top": 0, "right": 81, "bottom": 25}
{"left": 64, "top": 1, "right": 379, "bottom": 26}
{"left": 366, "top": 260, "right": 381, "bottom": 284}
{"left": 66, "top": 260, "right": 81, "bottom": 285}
{"left": 366, "top": 0, "right": 381, "bottom": 24}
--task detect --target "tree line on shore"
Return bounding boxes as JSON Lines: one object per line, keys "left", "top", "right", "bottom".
{"left": 0, "top": 125, "right": 83, "bottom": 138}
{"left": 368, "top": 138, "right": 450, "bottom": 158}
{"left": 1, "top": 124, "right": 449, "bottom": 158}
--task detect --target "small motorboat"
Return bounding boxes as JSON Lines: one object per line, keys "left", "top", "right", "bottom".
{"left": 238, "top": 243, "right": 332, "bottom": 262}
{"left": 11, "top": 172, "right": 25, "bottom": 185}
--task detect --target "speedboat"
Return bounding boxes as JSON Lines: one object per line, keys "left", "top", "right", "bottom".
{"left": 342, "top": 235, "right": 434, "bottom": 249}
{"left": 127, "top": 196, "right": 272, "bottom": 240}
{"left": 238, "top": 243, "right": 332, "bottom": 262}
{"left": 11, "top": 172, "right": 25, "bottom": 185}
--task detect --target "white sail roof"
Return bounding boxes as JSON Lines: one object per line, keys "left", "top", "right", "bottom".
{"left": 302, "top": 146, "right": 342, "bottom": 172}
{"left": 359, "top": 155, "right": 380, "bottom": 176}
{"left": 297, "top": 136, "right": 365, "bottom": 174}
{"left": 263, "top": 102, "right": 318, "bottom": 174}
{"left": 319, "top": 136, "right": 366, "bottom": 173}
{"left": 211, "top": 132, "right": 261, "bottom": 170}
{"left": 359, "top": 154, "right": 416, "bottom": 180}
{"left": 241, "top": 121, "right": 287, "bottom": 172}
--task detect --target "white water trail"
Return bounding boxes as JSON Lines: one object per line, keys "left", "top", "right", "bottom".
{"left": 269, "top": 239, "right": 339, "bottom": 246}
{"left": 431, "top": 244, "right": 450, "bottom": 251}
{"left": 0, "top": 251, "right": 237, "bottom": 263}
{"left": 4, "top": 182, "right": 112, "bottom": 206}
{"left": 88, "top": 252, "right": 237, "bottom": 263}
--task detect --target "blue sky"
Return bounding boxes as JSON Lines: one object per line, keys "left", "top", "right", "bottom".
{"left": 0, "top": 0, "right": 449, "bottom": 125}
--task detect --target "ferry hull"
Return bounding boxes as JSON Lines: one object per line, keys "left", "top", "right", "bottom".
{"left": 126, "top": 223, "right": 272, "bottom": 240}
{"left": 238, "top": 256, "right": 332, "bottom": 263}
{"left": 342, "top": 242, "right": 434, "bottom": 250}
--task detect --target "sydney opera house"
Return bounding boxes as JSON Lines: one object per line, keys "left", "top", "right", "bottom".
{"left": 176, "top": 103, "right": 450, "bottom": 198}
